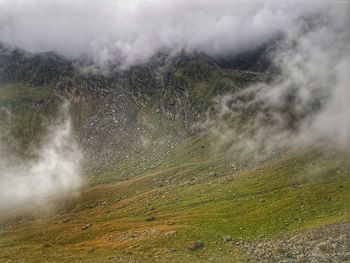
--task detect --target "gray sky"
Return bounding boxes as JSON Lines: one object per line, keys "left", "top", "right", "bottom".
{"left": 0, "top": 0, "right": 341, "bottom": 68}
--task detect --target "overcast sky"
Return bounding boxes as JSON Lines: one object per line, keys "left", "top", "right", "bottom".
{"left": 0, "top": 0, "right": 346, "bottom": 68}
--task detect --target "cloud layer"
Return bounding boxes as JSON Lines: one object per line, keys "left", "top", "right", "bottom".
{"left": 208, "top": 7, "right": 350, "bottom": 155}
{"left": 0, "top": 0, "right": 342, "bottom": 69}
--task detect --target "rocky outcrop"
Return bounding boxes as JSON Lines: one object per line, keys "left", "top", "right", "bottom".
{"left": 240, "top": 222, "right": 350, "bottom": 263}
{"left": 0, "top": 45, "right": 269, "bottom": 173}
{"left": 0, "top": 43, "right": 68, "bottom": 86}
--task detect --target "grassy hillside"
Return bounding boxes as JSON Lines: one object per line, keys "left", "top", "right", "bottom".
{"left": 0, "top": 134, "right": 348, "bottom": 262}
{"left": 0, "top": 53, "right": 348, "bottom": 263}
{"left": 0, "top": 82, "right": 58, "bottom": 155}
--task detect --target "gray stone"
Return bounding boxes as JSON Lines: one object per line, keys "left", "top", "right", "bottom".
{"left": 187, "top": 240, "right": 204, "bottom": 251}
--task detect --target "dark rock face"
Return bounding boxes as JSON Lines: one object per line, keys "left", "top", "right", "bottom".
{"left": 0, "top": 45, "right": 270, "bottom": 173}
{"left": 0, "top": 43, "right": 69, "bottom": 86}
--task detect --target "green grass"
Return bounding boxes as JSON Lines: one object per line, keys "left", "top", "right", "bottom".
{"left": 0, "top": 140, "right": 348, "bottom": 262}
{"left": 0, "top": 82, "right": 54, "bottom": 101}
{"left": 0, "top": 73, "right": 348, "bottom": 262}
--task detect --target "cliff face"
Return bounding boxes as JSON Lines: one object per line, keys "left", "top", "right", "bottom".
{"left": 0, "top": 43, "right": 68, "bottom": 86}
{"left": 0, "top": 45, "right": 269, "bottom": 173}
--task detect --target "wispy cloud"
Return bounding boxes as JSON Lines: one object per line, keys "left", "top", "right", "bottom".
{"left": 0, "top": 104, "right": 82, "bottom": 213}
{"left": 207, "top": 9, "right": 350, "bottom": 156}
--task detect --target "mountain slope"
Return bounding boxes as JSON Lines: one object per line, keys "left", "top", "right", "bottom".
{"left": 0, "top": 46, "right": 348, "bottom": 263}
{"left": 0, "top": 144, "right": 348, "bottom": 262}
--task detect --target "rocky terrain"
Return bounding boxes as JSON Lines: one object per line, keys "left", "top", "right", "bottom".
{"left": 0, "top": 44, "right": 349, "bottom": 262}
{"left": 240, "top": 222, "right": 350, "bottom": 263}
{"left": 0, "top": 44, "right": 270, "bottom": 173}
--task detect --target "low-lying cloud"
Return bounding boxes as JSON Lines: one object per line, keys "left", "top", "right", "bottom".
{"left": 0, "top": 104, "right": 82, "bottom": 213}
{"left": 208, "top": 8, "right": 350, "bottom": 156}
{"left": 0, "top": 0, "right": 344, "bottom": 70}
